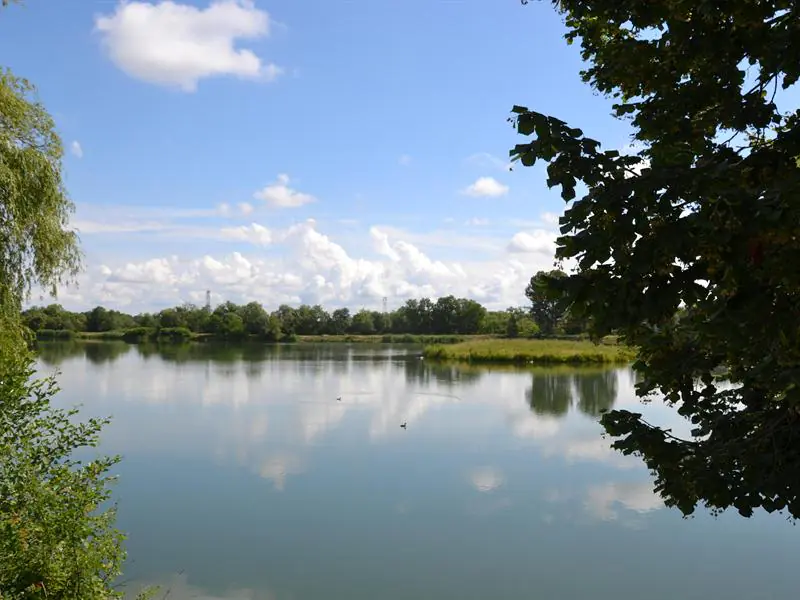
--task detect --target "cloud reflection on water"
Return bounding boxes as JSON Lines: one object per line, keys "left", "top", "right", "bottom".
{"left": 39, "top": 342, "right": 682, "bottom": 505}
{"left": 585, "top": 481, "right": 665, "bottom": 521}
{"left": 468, "top": 467, "right": 506, "bottom": 493}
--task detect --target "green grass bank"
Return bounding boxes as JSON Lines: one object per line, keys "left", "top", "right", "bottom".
{"left": 422, "top": 337, "right": 636, "bottom": 365}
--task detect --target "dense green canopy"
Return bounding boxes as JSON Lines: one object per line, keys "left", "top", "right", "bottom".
{"left": 513, "top": 0, "right": 800, "bottom": 517}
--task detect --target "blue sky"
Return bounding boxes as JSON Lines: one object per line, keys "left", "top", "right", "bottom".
{"left": 0, "top": 0, "right": 631, "bottom": 312}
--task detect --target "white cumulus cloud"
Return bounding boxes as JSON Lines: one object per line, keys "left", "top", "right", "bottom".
{"left": 254, "top": 174, "right": 316, "bottom": 208}
{"left": 106, "top": 257, "right": 178, "bottom": 285}
{"left": 37, "top": 219, "right": 565, "bottom": 312}
{"left": 507, "top": 230, "right": 557, "bottom": 255}
{"left": 94, "top": 0, "right": 282, "bottom": 92}
{"left": 541, "top": 211, "right": 560, "bottom": 226}
{"left": 463, "top": 176, "right": 509, "bottom": 198}
{"left": 220, "top": 222, "right": 272, "bottom": 245}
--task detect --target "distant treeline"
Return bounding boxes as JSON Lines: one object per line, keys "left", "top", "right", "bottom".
{"left": 22, "top": 294, "right": 588, "bottom": 343}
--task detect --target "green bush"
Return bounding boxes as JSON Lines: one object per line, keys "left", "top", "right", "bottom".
{"left": 92, "top": 330, "right": 126, "bottom": 340}
{"left": 0, "top": 353, "right": 126, "bottom": 599}
{"left": 122, "top": 326, "right": 155, "bottom": 343}
{"left": 156, "top": 326, "right": 192, "bottom": 341}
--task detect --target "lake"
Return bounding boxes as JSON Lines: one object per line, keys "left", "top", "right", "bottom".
{"left": 37, "top": 341, "right": 800, "bottom": 600}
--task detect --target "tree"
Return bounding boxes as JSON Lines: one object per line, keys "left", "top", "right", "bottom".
{"left": 262, "top": 315, "right": 282, "bottom": 342}
{"left": 416, "top": 297, "right": 434, "bottom": 333}
{"left": 85, "top": 306, "right": 131, "bottom": 332}
{"left": 237, "top": 301, "right": 270, "bottom": 336}
{"left": 1, "top": 68, "right": 81, "bottom": 350}
{"left": 513, "top": 0, "right": 800, "bottom": 518}
{"left": 480, "top": 310, "right": 511, "bottom": 335}
{"left": 517, "top": 316, "right": 540, "bottom": 338}
{"left": 455, "top": 298, "right": 487, "bottom": 334}
{"left": 330, "top": 308, "right": 352, "bottom": 335}
{"left": 0, "top": 5, "right": 130, "bottom": 593}
{"left": 175, "top": 303, "right": 208, "bottom": 332}
{"left": 371, "top": 310, "right": 391, "bottom": 334}
{"left": 21, "top": 307, "right": 47, "bottom": 331}
{"left": 560, "top": 307, "right": 588, "bottom": 336}
{"left": 135, "top": 312, "right": 158, "bottom": 328}
{"left": 158, "top": 307, "right": 184, "bottom": 329}
{"left": 432, "top": 295, "right": 460, "bottom": 333}
{"left": 274, "top": 304, "right": 297, "bottom": 335}
{"left": 350, "top": 309, "right": 375, "bottom": 334}
{"left": 291, "top": 304, "right": 330, "bottom": 335}
{"left": 506, "top": 313, "right": 520, "bottom": 338}
{"left": 393, "top": 298, "right": 435, "bottom": 334}
{"left": 42, "top": 303, "right": 77, "bottom": 330}
{"left": 524, "top": 270, "right": 567, "bottom": 335}
{"left": 208, "top": 311, "right": 246, "bottom": 339}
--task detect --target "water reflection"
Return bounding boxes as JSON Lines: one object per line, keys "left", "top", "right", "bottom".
{"left": 37, "top": 339, "right": 132, "bottom": 366}
{"left": 574, "top": 370, "right": 618, "bottom": 416}
{"left": 468, "top": 467, "right": 506, "bottom": 493}
{"left": 85, "top": 341, "right": 131, "bottom": 364}
{"left": 526, "top": 367, "right": 617, "bottom": 417}
{"left": 129, "top": 573, "right": 278, "bottom": 600}
{"left": 526, "top": 370, "right": 573, "bottom": 416}
{"left": 258, "top": 453, "right": 306, "bottom": 491}
{"left": 34, "top": 342, "right": 639, "bottom": 478}
{"left": 34, "top": 341, "right": 800, "bottom": 600}
{"left": 584, "top": 481, "right": 664, "bottom": 521}
{"left": 403, "top": 358, "right": 485, "bottom": 386}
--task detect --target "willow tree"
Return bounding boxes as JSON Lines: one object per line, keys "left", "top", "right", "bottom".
{"left": 512, "top": 1, "right": 800, "bottom": 517}
{"left": 1, "top": 68, "right": 81, "bottom": 354}
{"left": 0, "top": 4, "right": 135, "bottom": 595}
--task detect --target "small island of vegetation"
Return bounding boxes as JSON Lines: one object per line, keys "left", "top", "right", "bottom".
{"left": 423, "top": 337, "right": 634, "bottom": 365}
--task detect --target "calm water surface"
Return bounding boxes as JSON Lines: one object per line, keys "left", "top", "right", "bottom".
{"left": 37, "top": 341, "right": 800, "bottom": 600}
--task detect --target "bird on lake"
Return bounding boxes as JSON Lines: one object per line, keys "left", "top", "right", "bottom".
{"left": 400, "top": 421, "right": 407, "bottom": 429}
{"left": 336, "top": 396, "right": 342, "bottom": 401}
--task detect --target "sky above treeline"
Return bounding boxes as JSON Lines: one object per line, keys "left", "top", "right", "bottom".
{"left": 0, "top": 0, "right": 632, "bottom": 312}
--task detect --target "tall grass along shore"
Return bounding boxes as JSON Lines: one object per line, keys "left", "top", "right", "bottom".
{"left": 423, "top": 338, "right": 635, "bottom": 365}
